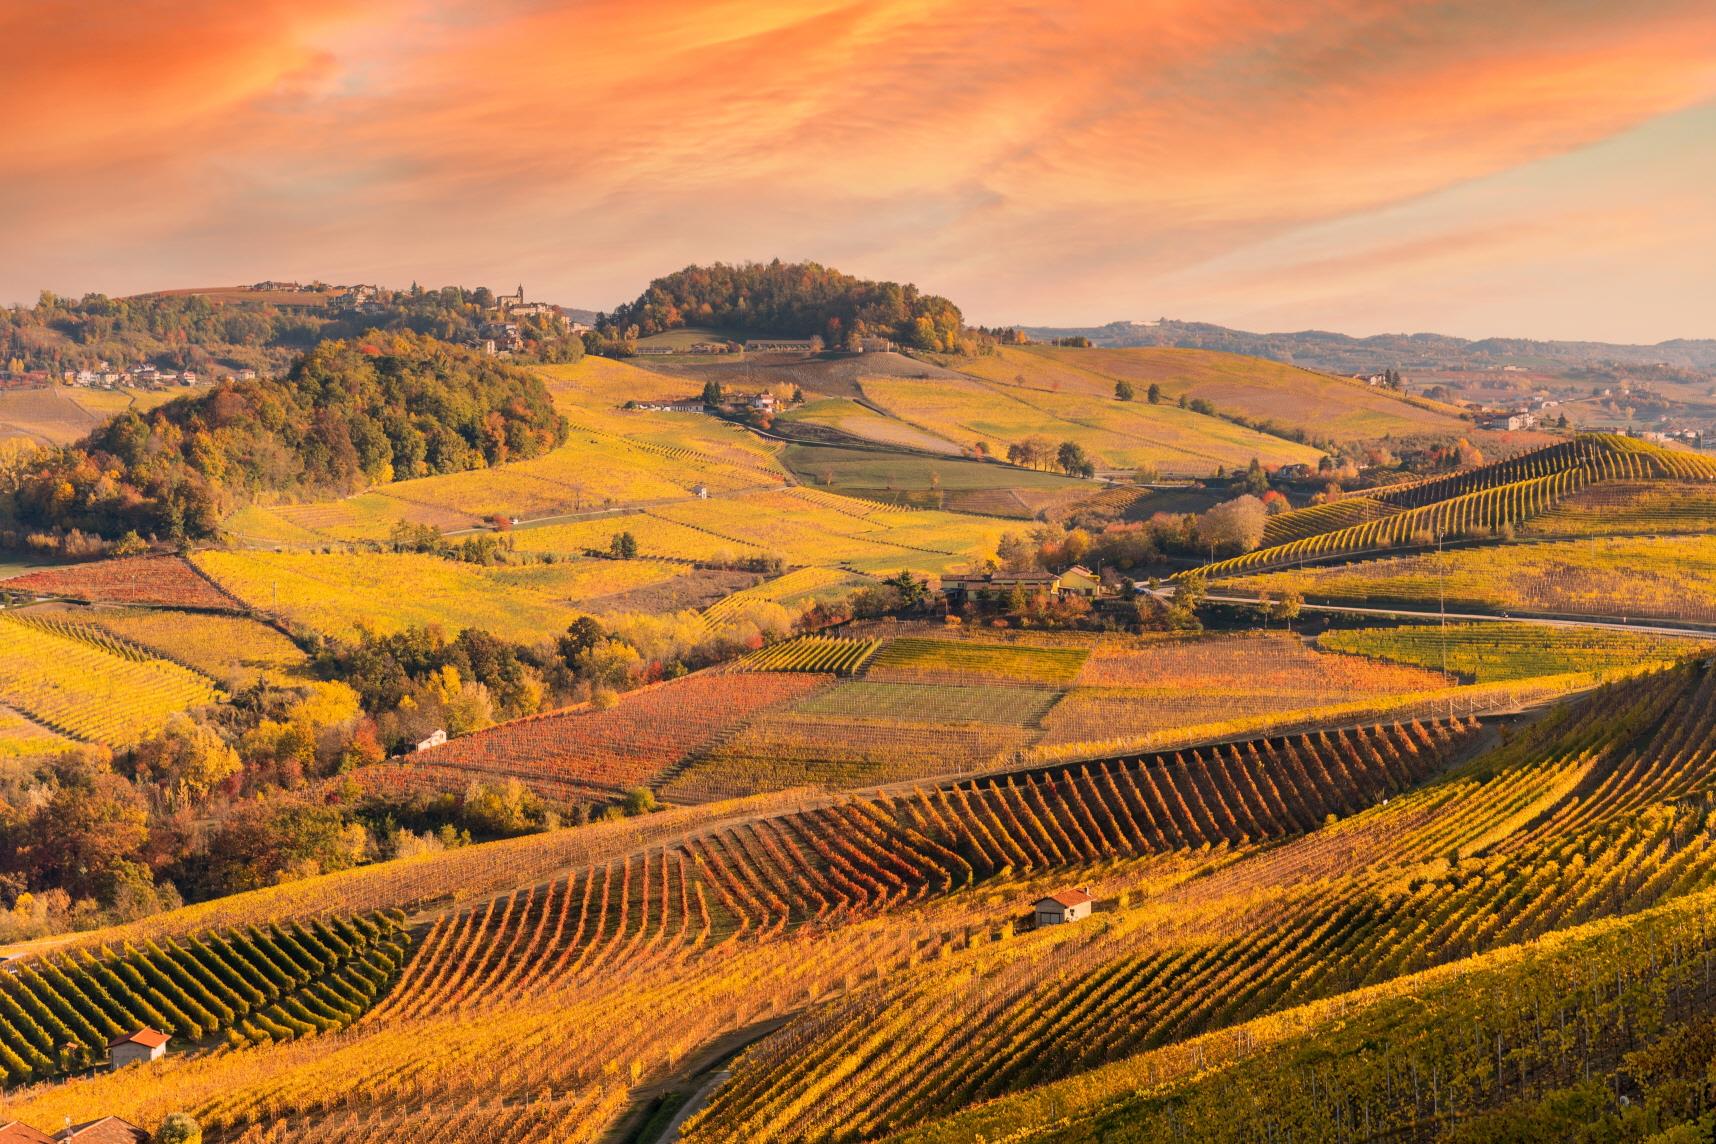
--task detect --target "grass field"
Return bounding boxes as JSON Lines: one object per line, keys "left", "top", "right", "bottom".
{"left": 0, "top": 613, "right": 222, "bottom": 747}
{"left": 783, "top": 398, "right": 966, "bottom": 454}
{"left": 780, "top": 443, "right": 1091, "bottom": 514}
{"left": 865, "top": 636, "right": 1090, "bottom": 686}
{"left": 862, "top": 365, "right": 1321, "bottom": 476}
{"left": 961, "top": 345, "right": 1469, "bottom": 446}
{"left": 192, "top": 550, "right": 585, "bottom": 640}
{"left": 1231, "top": 535, "right": 1716, "bottom": 624}
{"left": 1319, "top": 621, "right": 1713, "bottom": 681}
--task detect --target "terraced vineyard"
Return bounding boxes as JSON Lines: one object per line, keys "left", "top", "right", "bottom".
{"left": 0, "top": 913, "right": 408, "bottom": 1084}
{"left": 1208, "top": 434, "right": 1716, "bottom": 578}
{"left": 0, "top": 613, "right": 222, "bottom": 748}
{"left": 48, "top": 608, "right": 311, "bottom": 684}
{"left": 0, "top": 704, "right": 74, "bottom": 760}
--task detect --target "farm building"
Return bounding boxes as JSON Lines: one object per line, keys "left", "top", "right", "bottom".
{"left": 416, "top": 729, "right": 448, "bottom": 752}
{"left": 108, "top": 1027, "right": 168, "bottom": 1070}
{"left": 53, "top": 1117, "right": 149, "bottom": 1143}
{"left": 1057, "top": 566, "right": 1102, "bottom": 597}
{"left": 0, "top": 1122, "right": 53, "bottom": 1144}
{"left": 857, "top": 336, "right": 894, "bottom": 353}
{"left": 1034, "top": 889, "right": 1095, "bottom": 926}
{"left": 633, "top": 346, "right": 675, "bottom": 355}
{"left": 746, "top": 339, "right": 816, "bottom": 353}
{"left": 939, "top": 569, "right": 1102, "bottom": 605}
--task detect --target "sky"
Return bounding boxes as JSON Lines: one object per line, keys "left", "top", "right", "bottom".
{"left": 3, "top": 0, "right": 1715, "bottom": 342}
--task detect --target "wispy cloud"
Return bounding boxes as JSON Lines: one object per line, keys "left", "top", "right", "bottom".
{"left": 3, "top": 0, "right": 1714, "bottom": 338}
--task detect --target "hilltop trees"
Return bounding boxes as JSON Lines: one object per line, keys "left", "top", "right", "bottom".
{"left": 1198, "top": 495, "right": 1269, "bottom": 555}
{"left": 601, "top": 260, "right": 971, "bottom": 353}
{"left": 3, "top": 333, "right": 568, "bottom": 544}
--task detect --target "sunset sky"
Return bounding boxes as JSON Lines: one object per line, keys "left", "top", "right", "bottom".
{"left": 4, "top": 0, "right": 1715, "bottom": 341}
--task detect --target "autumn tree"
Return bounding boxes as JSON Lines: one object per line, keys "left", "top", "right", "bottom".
{"left": 1198, "top": 495, "right": 1269, "bottom": 555}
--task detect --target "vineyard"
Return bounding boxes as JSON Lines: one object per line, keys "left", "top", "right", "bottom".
{"left": 398, "top": 671, "right": 835, "bottom": 802}
{"left": 0, "top": 556, "right": 242, "bottom": 611}
{"left": 10, "top": 656, "right": 1716, "bottom": 1142}
{"left": 736, "top": 636, "right": 880, "bottom": 674}
{"left": 41, "top": 608, "right": 311, "bottom": 684}
{"left": 0, "top": 613, "right": 222, "bottom": 748}
{"left": 1319, "top": 620, "right": 1712, "bottom": 681}
{"left": 1209, "top": 434, "right": 1716, "bottom": 578}
{"left": 190, "top": 550, "right": 585, "bottom": 641}
{"left": 1230, "top": 534, "right": 1716, "bottom": 625}
{"left": 0, "top": 704, "right": 73, "bottom": 760}
{"left": 1035, "top": 631, "right": 1452, "bottom": 753}
{"left": 686, "top": 663, "right": 1716, "bottom": 1143}
{"left": 0, "top": 913, "right": 408, "bottom": 1084}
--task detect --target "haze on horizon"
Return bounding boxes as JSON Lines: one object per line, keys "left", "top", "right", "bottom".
{"left": 3, "top": 0, "right": 1715, "bottom": 344}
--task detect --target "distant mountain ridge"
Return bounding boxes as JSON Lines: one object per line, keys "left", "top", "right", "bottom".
{"left": 1019, "top": 319, "right": 1716, "bottom": 377}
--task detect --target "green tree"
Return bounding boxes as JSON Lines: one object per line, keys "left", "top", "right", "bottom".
{"left": 1243, "top": 456, "right": 1269, "bottom": 497}
{"left": 1147, "top": 383, "right": 1162, "bottom": 404}
{"left": 701, "top": 379, "right": 724, "bottom": 406}
{"left": 157, "top": 1113, "right": 203, "bottom": 1144}
{"left": 884, "top": 570, "right": 929, "bottom": 608}
{"left": 1115, "top": 380, "right": 1134, "bottom": 401}
{"left": 609, "top": 531, "right": 638, "bottom": 559}
{"left": 1056, "top": 440, "right": 1095, "bottom": 478}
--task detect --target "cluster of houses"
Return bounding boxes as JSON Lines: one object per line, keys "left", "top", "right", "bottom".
{"left": 631, "top": 334, "right": 893, "bottom": 357}
{"left": 59, "top": 362, "right": 257, "bottom": 390}
{"left": 1478, "top": 410, "right": 1541, "bottom": 432}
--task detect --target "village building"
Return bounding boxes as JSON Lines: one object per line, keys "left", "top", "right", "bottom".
{"left": 0, "top": 1121, "right": 54, "bottom": 1144}
{"left": 745, "top": 339, "right": 816, "bottom": 353}
{"left": 495, "top": 284, "right": 525, "bottom": 309}
{"left": 54, "top": 1118, "right": 149, "bottom": 1144}
{"left": 748, "top": 392, "right": 778, "bottom": 413}
{"left": 107, "top": 1028, "right": 168, "bottom": 1070}
{"left": 857, "top": 336, "right": 894, "bottom": 353}
{"left": 1480, "top": 411, "right": 1537, "bottom": 432}
{"left": 940, "top": 569, "right": 1070, "bottom": 603}
{"left": 1034, "top": 889, "right": 1095, "bottom": 926}
{"left": 415, "top": 729, "right": 448, "bottom": 752}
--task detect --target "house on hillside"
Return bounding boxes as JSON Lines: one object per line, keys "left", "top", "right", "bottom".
{"left": 0, "top": 1121, "right": 54, "bottom": 1144}
{"left": 1034, "top": 889, "right": 1095, "bottom": 926}
{"left": 416, "top": 729, "right": 448, "bottom": 752}
{"left": 54, "top": 1117, "right": 149, "bottom": 1143}
{"left": 857, "top": 336, "right": 893, "bottom": 353}
{"left": 1479, "top": 411, "right": 1537, "bottom": 432}
{"left": 108, "top": 1028, "right": 168, "bottom": 1070}
{"left": 748, "top": 392, "right": 778, "bottom": 413}
{"left": 1057, "top": 566, "right": 1102, "bottom": 598}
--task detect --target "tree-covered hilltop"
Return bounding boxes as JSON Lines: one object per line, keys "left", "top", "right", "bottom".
{"left": 1, "top": 332, "right": 568, "bottom": 543}
{"left": 1, "top": 284, "right": 588, "bottom": 377}
{"left": 599, "top": 260, "right": 973, "bottom": 352}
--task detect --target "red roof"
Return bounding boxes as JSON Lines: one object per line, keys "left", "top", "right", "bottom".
{"left": 1038, "top": 888, "right": 1095, "bottom": 908}
{"left": 0, "top": 1122, "right": 55, "bottom": 1144}
{"left": 55, "top": 1120, "right": 148, "bottom": 1144}
{"left": 107, "top": 1027, "right": 169, "bottom": 1050}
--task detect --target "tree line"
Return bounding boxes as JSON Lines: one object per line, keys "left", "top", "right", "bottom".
{"left": 0, "top": 332, "right": 568, "bottom": 546}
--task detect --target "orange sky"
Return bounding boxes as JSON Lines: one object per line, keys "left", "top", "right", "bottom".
{"left": 4, "top": 0, "right": 1715, "bottom": 340}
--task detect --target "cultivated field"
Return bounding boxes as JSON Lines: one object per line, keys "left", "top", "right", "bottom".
{"left": 28, "top": 606, "right": 311, "bottom": 685}
{"left": 191, "top": 550, "right": 584, "bottom": 640}
{"left": 862, "top": 367, "right": 1321, "bottom": 476}
{"left": 0, "top": 555, "right": 243, "bottom": 611}
{"left": 1231, "top": 534, "right": 1716, "bottom": 625}
{"left": 961, "top": 345, "right": 1470, "bottom": 445}
{"left": 1320, "top": 621, "right": 1713, "bottom": 682}
{"left": 0, "top": 613, "right": 222, "bottom": 748}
